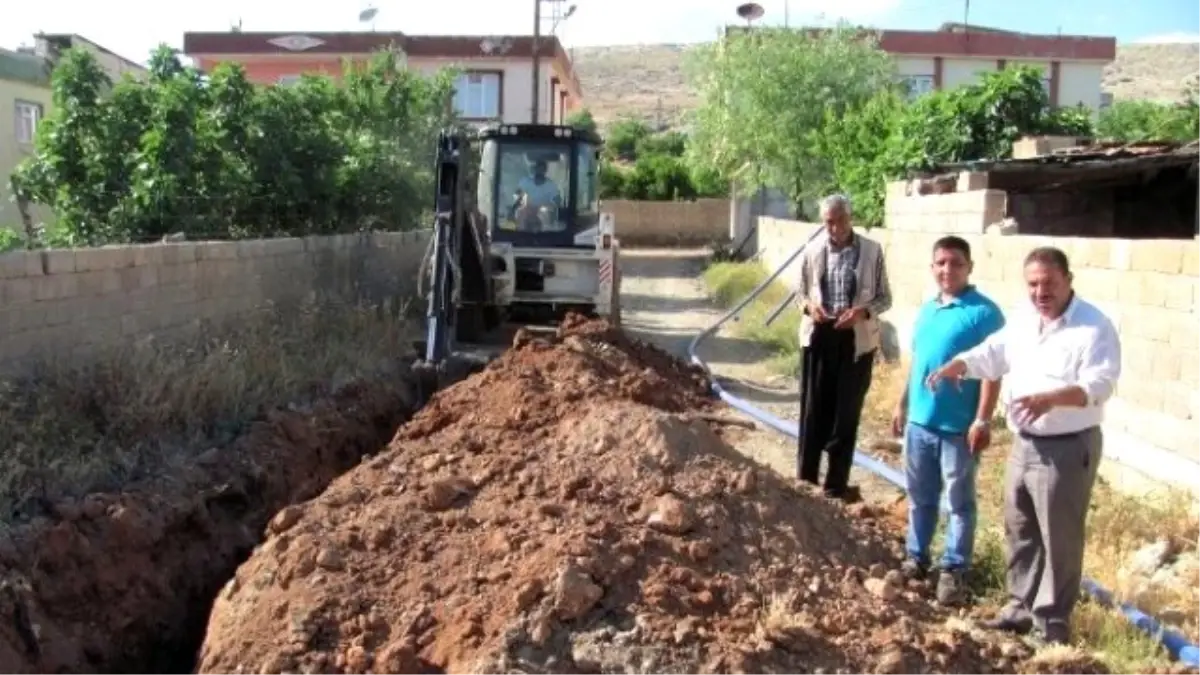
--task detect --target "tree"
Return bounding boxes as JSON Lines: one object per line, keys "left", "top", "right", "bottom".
{"left": 564, "top": 107, "right": 597, "bottom": 134}
{"left": 684, "top": 24, "right": 898, "bottom": 208}
{"left": 12, "top": 45, "right": 459, "bottom": 246}
{"left": 604, "top": 117, "right": 653, "bottom": 162}
{"left": 814, "top": 65, "right": 1102, "bottom": 227}
{"left": 1097, "top": 97, "right": 1200, "bottom": 143}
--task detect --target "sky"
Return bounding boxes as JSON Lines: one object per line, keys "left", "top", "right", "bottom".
{"left": 3, "top": 0, "right": 1198, "bottom": 66}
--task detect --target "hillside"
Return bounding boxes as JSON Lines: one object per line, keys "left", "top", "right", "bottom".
{"left": 571, "top": 41, "right": 1199, "bottom": 128}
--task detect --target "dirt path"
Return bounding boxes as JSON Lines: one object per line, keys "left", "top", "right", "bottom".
{"left": 617, "top": 248, "right": 904, "bottom": 510}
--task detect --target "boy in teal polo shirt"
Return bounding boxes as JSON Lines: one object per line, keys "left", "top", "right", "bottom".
{"left": 891, "top": 236, "right": 1005, "bottom": 606}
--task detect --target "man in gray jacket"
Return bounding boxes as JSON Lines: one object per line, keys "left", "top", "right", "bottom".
{"left": 796, "top": 194, "right": 893, "bottom": 501}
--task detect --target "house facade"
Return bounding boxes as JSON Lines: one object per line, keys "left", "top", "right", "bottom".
{"left": 0, "top": 34, "right": 146, "bottom": 229}
{"left": 884, "top": 24, "right": 1117, "bottom": 109}
{"left": 0, "top": 48, "right": 52, "bottom": 227}
{"left": 182, "top": 32, "right": 586, "bottom": 126}
{"left": 725, "top": 22, "right": 1117, "bottom": 110}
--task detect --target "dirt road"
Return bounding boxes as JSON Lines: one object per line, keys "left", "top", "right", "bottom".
{"left": 617, "top": 248, "right": 904, "bottom": 509}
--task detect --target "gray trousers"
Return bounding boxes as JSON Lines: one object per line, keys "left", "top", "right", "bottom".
{"left": 1002, "top": 426, "right": 1102, "bottom": 632}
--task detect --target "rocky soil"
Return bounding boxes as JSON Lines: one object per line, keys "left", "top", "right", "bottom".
{"left": 197, "top": 315, "right": 1036, "bottom": 674}
{"left": 0, "top": 361, "right": 439, "bottom": 673}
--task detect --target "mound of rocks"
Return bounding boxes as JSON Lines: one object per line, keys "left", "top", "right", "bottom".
{"left": 196, "top": 317, "right": 1015, "bottom": 674}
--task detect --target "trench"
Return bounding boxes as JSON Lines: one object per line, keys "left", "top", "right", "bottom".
{"left": 0, "top": 356, "right": 486, "bottom": 675}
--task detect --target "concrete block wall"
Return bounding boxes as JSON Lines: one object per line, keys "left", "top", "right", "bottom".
{"left": 0, "top": 231, "right": 431, "bottom": 372}
{"left": 605, "top": 199, "right": 730, "bottom": 246}
{"left": 756, "top": 215, "right": 1200, "bottom": 492}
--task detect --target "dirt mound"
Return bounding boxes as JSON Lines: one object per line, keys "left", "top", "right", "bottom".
{"left": 196, "top": 317, "right": 1014, "bottom": 674}
{"left": 0, "top": 362, "right": 435, "bottom": 673}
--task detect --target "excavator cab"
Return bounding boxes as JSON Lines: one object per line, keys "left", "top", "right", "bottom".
{"left": 475, "top": 124, "right": 618, "bottom": 323}
{"left": 416, "top": 124, "right": 620, "bottom": 369}
{"left": 477, "top": 124, "right": 603, "bottom": 249}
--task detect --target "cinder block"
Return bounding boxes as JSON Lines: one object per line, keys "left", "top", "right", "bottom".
{"left": 956, "top": 172, "right": 988, "bottom": 192}
{"left": 1107, "top": 240, "right": 1133, "bottom": 271}
{"left": 1132, "top": 307, "right": 1174, "bottom": 343}
{"left": 1168, "top": 312, "right": 1199, "bottom": 349}
{"left": 43, "top": 250, "right": 76, "bottom": 274}
{"left": 198, "top": 241, "right": 239, "bottom": 260}
{"left": 1130, "top": 240, "right": 1183, "bottom": 274}
{"left": 76, "top": 247, "right": 127, "bottom": 271}
{"left": 159, "top": 242, "right": 199, "bottom": 265}
{"left": 1176, "top": 349, "right": 1198, "bottom": 386}
{"left": 1183, "top": 243, "right": 1199, "bottom": 277}
{"left": 1, "top": 278, "right": 34, "bottom": 305}
{"left": 1151, "top": 350, "right": 1183, "bottom": 382}
{"left": 1165, "top": 277, "right": 1196, "bottom": 311}
{"left": 130, "top": 245, "right": 163, "bottom": 268}
{"left": 1121, "top": 337, "right": 1155, "bottom": 377}
{"left": 32, "top": 274, "right": 79, "bottom": 301}
{"left": 118, "top": 265, "right": 158, "bottom": 292}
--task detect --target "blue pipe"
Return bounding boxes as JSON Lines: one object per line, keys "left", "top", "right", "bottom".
{"left": 687, "top": 236, "right": 1200, "bottom": 667}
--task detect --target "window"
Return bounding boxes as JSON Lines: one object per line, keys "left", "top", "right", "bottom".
{"left": 576, "top": 144, "right": 598, "bottom": 217}
{"left": 900, "top": 75, "right": 936, "bottom": 100}
{"left": 15, "top": 100, "right": 42, "bottom": 144}
{"left": 277, "top": 74, "right": 302, "bottom": 87}
{"left": 453, "top": 71, "right": 501, "bottom": 120}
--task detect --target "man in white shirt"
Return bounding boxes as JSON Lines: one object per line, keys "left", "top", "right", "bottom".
{"left": 925, "top": 246, "right": 1121, "bottom": 645}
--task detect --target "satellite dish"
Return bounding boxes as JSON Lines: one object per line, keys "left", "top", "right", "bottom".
{"left": 358, "top": 7, "right": 378, "bottom": 23}
{"left": 736, "top": 2, "right": 765, "bottom": 23}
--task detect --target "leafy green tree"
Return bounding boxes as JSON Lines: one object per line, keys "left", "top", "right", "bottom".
{"left": 684, "top": 24, "right": 898, "bottom": 207}
{"left": 815, "top": 65, "right": 1100, "bottom": 227}
{"left": 1097, "top": 98, "right": 1200, "bottom": 143}
{"left": 564, "top": 107, "right": 597, "bottom": 134}
{"left": 635, "top": 130, "right": 687, "bottom": 158}
{"left": 604, "top": 117, "right": 653, "bottom": 162}
{"left": 12, "top": 45, "right": 458, "bottom": 246}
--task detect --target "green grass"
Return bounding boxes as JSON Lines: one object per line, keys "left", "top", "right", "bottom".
{"left": 701, "top": 259, "right": 1199, "bottom": 672}
{"left": 702, "top": 260, "right": 801, "bottom": 374}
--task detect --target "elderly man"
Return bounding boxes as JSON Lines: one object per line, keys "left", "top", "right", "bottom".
{"left": 926, "top": 246, "right": 1121, "bottom": 644}
{"left": 796, "top": 194, "right": 893, "bottom": 502}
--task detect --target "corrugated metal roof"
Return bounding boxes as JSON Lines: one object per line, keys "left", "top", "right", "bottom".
{"left": 928, "top": 140, "right": 1199, "bottom": 175}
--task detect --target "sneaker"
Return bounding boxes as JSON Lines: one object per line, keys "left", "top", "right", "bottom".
{"left": 900, "top": 557, "right": 927, "bottom": 581}
{"left": 935, "top": 568, "right": 968, "bottom": 606}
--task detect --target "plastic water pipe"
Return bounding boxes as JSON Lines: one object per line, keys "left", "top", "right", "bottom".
{"left": 686, "top": 239, "right": 1200, "bottom": 668}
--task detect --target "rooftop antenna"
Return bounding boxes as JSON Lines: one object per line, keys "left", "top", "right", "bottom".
{"left": 359, "top": 6, "right": 379, "bottom": 31}
{"left": 736, "top": 2, "right": 765, "bottom": 28}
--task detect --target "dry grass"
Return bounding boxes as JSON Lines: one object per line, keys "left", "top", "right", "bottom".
{"left": 703, "top": 259, "right": 1200, "bottom": 671}
{"left": 572, "top": 42, "right": 1199, "bottom": 127}
{"left": 0, "top": 297, "right": 419, "bottom": 524}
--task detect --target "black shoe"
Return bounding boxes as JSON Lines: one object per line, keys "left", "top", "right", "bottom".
{"left": 824, "top": 485, "right": 862, "bottom": 503}
{"left": 935, "top": 568, "right": 968, "bottom": 606}
{"left": 1036, "top": 623, "right": 1071, "bottom": 646}
{"left": 900, "top": 557, "right": 927, "bottom": 581}
{"left": 982, "top": 614, "right": 1033, "bottom": 635}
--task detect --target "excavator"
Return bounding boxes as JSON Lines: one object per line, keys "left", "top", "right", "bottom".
{"left": 416, "top": 123, "right": 622, "bottom": 369}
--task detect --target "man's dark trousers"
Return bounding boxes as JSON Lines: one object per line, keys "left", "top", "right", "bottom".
{"left": 798, "top": 321, "right": 874, "bottom": 495}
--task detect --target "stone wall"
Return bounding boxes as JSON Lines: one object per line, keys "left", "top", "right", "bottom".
{"left": 757, "top": 192, "right": 1200, "bottom": 492}
{"left": 0, "top": 231, "right": 431, "bottom": 373}
{"left": 605, "top": 199, "right": 730, "bottom": 246}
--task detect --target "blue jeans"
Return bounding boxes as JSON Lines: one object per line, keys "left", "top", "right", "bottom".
{"left": 904, "top": 422, "right": 978, "bottom": 570}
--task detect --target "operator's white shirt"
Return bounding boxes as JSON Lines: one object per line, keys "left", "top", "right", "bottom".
{"left": 955, "top": 294, "right": 1122, "bottom": 436}
{"left": 517, "top": 176, "right": 561, "bottom": 208}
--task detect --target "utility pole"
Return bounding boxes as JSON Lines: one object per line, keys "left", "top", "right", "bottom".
{"left": 531, "top": 0, "right": 542, "bottom": 124}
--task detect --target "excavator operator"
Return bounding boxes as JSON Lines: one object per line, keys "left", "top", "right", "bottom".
{"left": 509, "top": 159, "right": 562, "bottom": 232}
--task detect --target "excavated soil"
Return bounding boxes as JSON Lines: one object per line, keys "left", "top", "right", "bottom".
{"left": 199, "top": 316, "right": 1029, "bottom": 675}
{"left": 0, "top": 361, "right": 445, "bottom": 674}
